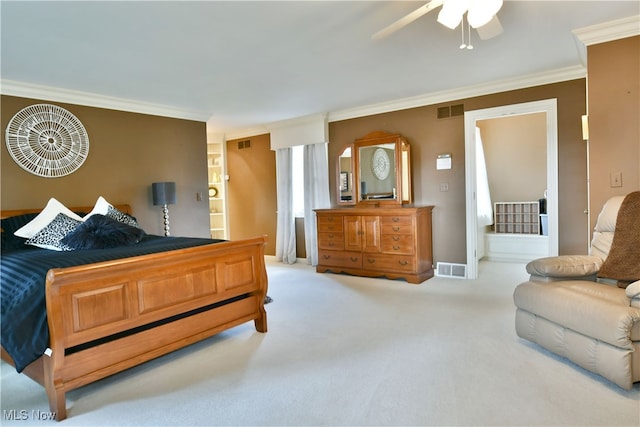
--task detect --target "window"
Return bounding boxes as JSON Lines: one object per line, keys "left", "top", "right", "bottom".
{"left": 292, "top": 145, "right": 305, "bottom": 217}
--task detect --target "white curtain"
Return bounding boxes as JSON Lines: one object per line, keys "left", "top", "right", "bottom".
{"left": 275, "top": 147, "right": 297, "bottom": 264}
{"left": 476, "top": 127, "right": 494, "bottom": 227}
{"left": 303, "top": 143, "right": 331, "bottom": 266}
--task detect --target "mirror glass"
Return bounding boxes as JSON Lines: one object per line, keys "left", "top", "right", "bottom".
{"left": 342, "top": 131, "right": 412, "bottom": 206}
{"left": 358, "top": 143, "right": 397, "bottom": 201}
{"left": 401, "top": 140, "right": 411, "bottom": 203}
{"left": 337, "top": 145, "right": 355, "bottom": 204}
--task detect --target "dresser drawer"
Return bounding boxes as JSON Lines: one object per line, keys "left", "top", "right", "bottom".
{"left": 318, "top": 232, "right": 344, "bottom": 250}
{"left": 317, "top": 216, "right": 344, "bottom": 232}
{"left": 362, "top": 254, "right": 416, "bottom": 273}
{"left": 381, "top": 234, "right": 414, "bottom": 255}
{"left": 381, "top": 215, "right": 412, "bottom": 234}
{"left": 318, "top": 250, "right": 362, "bottom": 269}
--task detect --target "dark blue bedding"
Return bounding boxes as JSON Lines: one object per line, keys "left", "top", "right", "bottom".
{"left": 1, "top": 235, "right": 223, "bottom": 372}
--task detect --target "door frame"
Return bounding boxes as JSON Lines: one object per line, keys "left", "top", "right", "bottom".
{"left": 464, "top": 99, "right": 559, "bottom": 279}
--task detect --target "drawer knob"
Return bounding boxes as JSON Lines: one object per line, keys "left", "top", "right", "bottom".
{"left": 393, "top": 245, "right": 400, "bottom": 250}
{"left": 323, "top": 255, "right": 330, "bottom": 259}
{"left": 398, "top": 260, "right": 408, "bottom": 266}
{"left": 350, "top": 256, "right": 359, "bottom": 262}
{"left": 392, "top": 226, "right": 400, "bottom": 232}
{"left": 392, "top": 217, "right": 400, "bottom": 222}
{"left": 392, "top": 236, "right": 400, "bottom": 241}
{"left": 367, "top": 258, "right": 375, "bottom": 264}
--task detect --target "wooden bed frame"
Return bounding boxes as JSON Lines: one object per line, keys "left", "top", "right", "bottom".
{"left": 1, "top": 205, "right": 268, "bottom": 421}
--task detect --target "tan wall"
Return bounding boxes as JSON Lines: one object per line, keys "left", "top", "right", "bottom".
{"left": 479, "top": 113, "right": 547, "bottom": 204}
{"left": 9, "top": 34, "right": 633, "bottom": 263}
{"left": 588, "top": 36, "right": 640, "bottom": 230}
{"left": 1, "top": 95, "right": 211, "bottom": 238}
{"left": 226, "top": 134, "right": 277, "bottom": 255}
{"left": 329, "top": 79, "right": 589, "bottom": 263}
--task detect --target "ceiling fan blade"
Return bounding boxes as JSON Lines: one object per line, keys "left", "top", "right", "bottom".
{"left": 476, "top": 15, "right": 503, "bottom": 40}
{"left": 372, "top": 0, "right": 444, "bottom": 40}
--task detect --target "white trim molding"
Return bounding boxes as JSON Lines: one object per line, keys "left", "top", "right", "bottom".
{"left": 464, "top": 99, "right": 559, "bottom": 279}
{"left": 0, "top": 79, "right": 211, "bottom": 122}
{"left": 223, "top": 125, "right": 270, "bottom": 142}
{"left": 573, "top": 15, "right": 640, "bottom": 47}
{"left": 572, "top": 15, "right": 640, "bottom": 65}
{"left": 327, "top": 66, "right": 585, "bottom": 123}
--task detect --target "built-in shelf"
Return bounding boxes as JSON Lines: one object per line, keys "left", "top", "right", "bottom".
{"left": 494, "top": 201, "right": 541, "bottom": 235}
{"left": 207, "top": 140, "right": 228, "bottom": 240}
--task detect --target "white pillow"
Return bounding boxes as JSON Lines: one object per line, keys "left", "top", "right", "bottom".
{"left": 83, "top": 196, "right": 113, "bottom": 220}
{"left": 25, "top": 212, "right": 82, "bottom": 251}
{"left": 14, "top": 198, "right": 84, "bottom": 238}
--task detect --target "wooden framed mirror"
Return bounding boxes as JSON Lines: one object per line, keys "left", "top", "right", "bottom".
{"left": 337, "top": 144, "right": 355, "bottom": 205}
{"left": 352, "top": 131, "right": 412, "bottom": 206}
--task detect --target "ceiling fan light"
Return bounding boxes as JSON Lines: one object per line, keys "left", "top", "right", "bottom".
{"left": 467, "top": 0, "right": 502, "bottom": 28}
{"left": 467, "top": 10, "right": 491, "bottom": 28}
{"left": 437, "top": 0, "right": 469, "bottom": 29}
{"left": 484, "top": 0, "right": 503, "bottom": 17}
{"left": 437, "top": 8, "right": 463, "bottom": 29}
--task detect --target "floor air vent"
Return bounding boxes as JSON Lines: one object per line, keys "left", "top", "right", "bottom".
{"left": 436, "top": 262, "right": 467, "bottom": 279}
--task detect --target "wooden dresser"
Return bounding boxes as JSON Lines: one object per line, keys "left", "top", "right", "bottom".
{"left": 314, "top": 206, "right": 434, "bottom": 284}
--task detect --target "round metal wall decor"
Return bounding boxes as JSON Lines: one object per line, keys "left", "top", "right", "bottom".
{"left": 5, "top": 104, "right": 90, "bottom": 178}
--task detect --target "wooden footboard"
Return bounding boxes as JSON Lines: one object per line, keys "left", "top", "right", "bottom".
{"left": 2, "top": 235, "right": 268, "bottom": 421}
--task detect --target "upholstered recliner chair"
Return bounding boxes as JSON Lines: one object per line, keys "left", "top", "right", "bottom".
{"left": 513, "top": 192, "right": 640, "bottom": 389}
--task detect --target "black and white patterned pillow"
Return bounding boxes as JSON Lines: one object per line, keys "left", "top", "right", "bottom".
{"left": 25, "top": 213, "right": 82, "bottom": 251}
{"left": 105, "top": 206, "right": 141, "bottom": 229}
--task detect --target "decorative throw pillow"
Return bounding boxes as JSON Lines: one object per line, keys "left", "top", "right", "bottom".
{"left": 82, "top": 195, "right": 112, "bottom": 219}
{"left": 83, "top": 196, "right": 141, "bottom": 228}
{"left": 61, "top": 214, "right": 145, "bottom": 250}
{"left": 14, "top": 198, "right": 83, "bottom": 238}
{"left": 25, "top": 213, "right": 82, "bottom": 251}
{"left": 1, "top": 213, "right": 38, "bottom": 250}
{"left": 2, "top": 213, "right": 39, "bottom": 234}
{"left": 105, "top": 205, "right": 141, "bottom": 229}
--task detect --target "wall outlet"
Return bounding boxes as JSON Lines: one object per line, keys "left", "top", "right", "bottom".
{"left": 610, "top": 172, "right": 622, "bottom": 188}
{"left": 439, "top": 183, "right": 449, "bottom": 192}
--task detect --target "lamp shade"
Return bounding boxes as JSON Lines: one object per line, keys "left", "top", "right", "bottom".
{"left": 152, "top": 182, "right": 176, "bottom": 206}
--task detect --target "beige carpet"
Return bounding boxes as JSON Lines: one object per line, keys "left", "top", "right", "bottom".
{"left": 2, "top": 259, "right": 639, "bottom": 426}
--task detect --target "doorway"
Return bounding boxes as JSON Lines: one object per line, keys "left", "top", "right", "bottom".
{"left": 464, "top": 99, "right": 559, "bottom": 279}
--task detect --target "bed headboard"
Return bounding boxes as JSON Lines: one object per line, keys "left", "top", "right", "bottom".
{"left": 1, "top": 204, "right": 132, "bottom": 220}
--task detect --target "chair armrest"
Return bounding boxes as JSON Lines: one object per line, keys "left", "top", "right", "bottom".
{"left": 526, "top": 255, "right": 603, "bottom": 282}
{"left": 626, "top": 280, "right": 640, "bottom": 300}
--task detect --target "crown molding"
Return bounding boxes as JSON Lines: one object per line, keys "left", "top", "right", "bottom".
{"left": 218, "top": 114, "right": 330, "bottom": 141}
{"left": 573, "top": 14, "right": 640, "bottom": 47}
{"left": 223, "top": 125, "right": 270, "bottom": 141}
{"left": 327, "top": 65, "right": 586, "bottom": 123}
{"left": 0, "top": 79, "right": 211, "bottom": 122}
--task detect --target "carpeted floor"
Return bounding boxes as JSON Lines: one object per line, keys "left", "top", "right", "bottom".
{"left": 2, "top": 259, "right": 639, "bottom": 426}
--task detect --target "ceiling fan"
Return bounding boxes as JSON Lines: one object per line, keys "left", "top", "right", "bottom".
{"left": 372, "top": 0, "right": 504, "bottom": 42}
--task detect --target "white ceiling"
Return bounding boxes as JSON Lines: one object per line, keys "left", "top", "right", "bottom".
{"left": 1, "top": 1, "right": 638, "bottom": 134}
